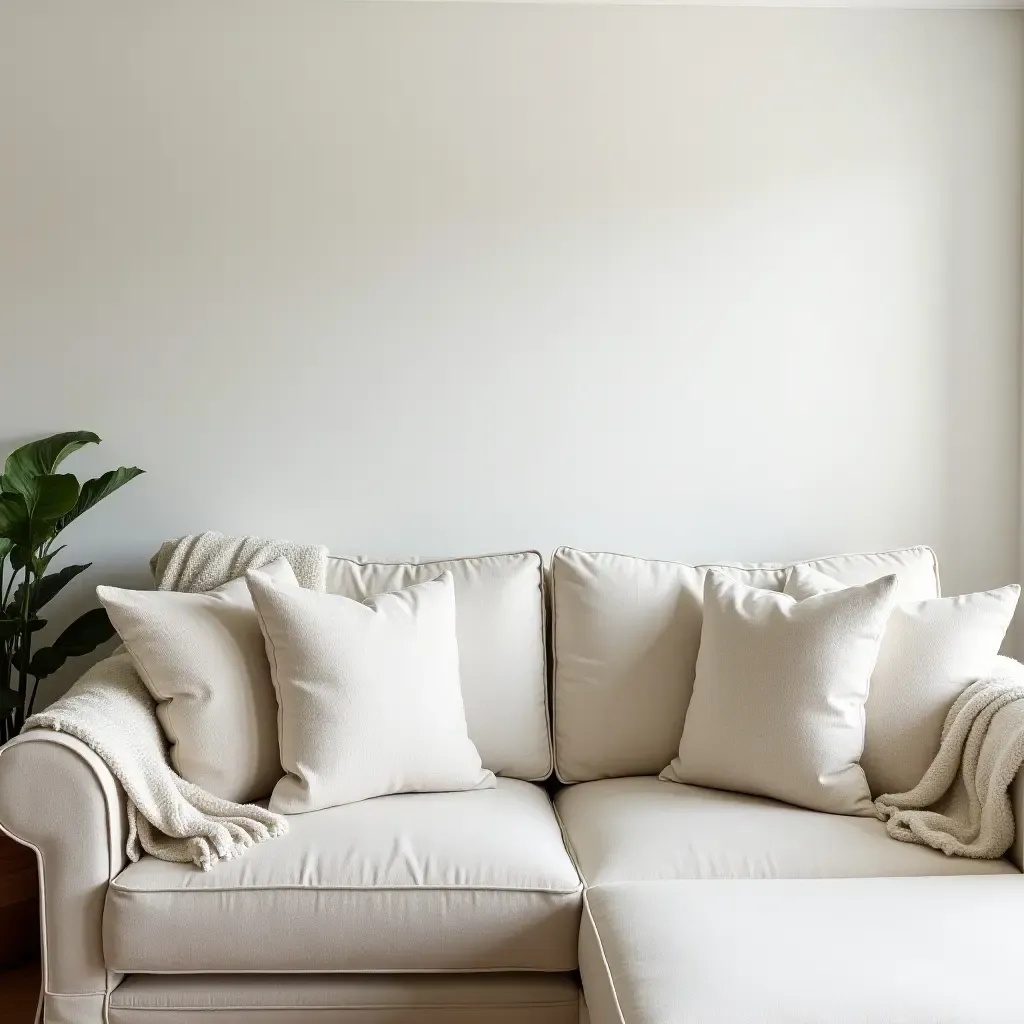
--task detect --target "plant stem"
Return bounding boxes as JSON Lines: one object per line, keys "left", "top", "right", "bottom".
{"left": 2, "top": 569, "right": 16, "bottom": 609}
{"left": 25, "top": 676, "right": 39, "bottom": 719}
{"left": 15, "top": 561, "right": 32, "bottom": 733}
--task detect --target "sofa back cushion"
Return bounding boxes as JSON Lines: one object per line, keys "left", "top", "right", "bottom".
{"left": 551, "top": 545, "right": 940, "bottom": 783}
{"left": 325, "top": 550, "right": 551, "bottom": 780}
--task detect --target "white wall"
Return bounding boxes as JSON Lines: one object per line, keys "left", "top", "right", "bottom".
{"left": 1, "top": 2, "right": 1022, "bottom": 695}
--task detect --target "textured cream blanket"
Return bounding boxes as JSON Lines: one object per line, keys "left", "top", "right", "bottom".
{"left": 151, "top": 530, "right": 327, "bottom": 591}
{"left": 876, "top": 655, "right": 1024, "bottom": 860}
{"left": 25, "top": 532, "right": 328, "bottom": 870}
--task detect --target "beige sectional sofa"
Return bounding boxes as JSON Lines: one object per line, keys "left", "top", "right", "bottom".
{"left": 2, "top": 545, "right": 1023, "bottom": 1024}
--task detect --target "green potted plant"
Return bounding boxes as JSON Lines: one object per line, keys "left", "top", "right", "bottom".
{"left": 0, "top": 431, "right": 143, "bottom": 742}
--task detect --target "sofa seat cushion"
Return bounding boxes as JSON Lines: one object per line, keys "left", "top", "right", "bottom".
{"left": 556, "top": 776, "right": 1017, "bottom": 881}
{"left": 105, "top": 779, "right": 582, "bottom": 973}
{"left": 109, "top": 973, "right": 582, "bottom": 1024}
{"left": 581, "top": 878, "right": 1024, "bottom": 1024}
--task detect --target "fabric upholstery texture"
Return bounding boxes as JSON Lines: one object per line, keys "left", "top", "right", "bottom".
{"left": 98, "top": 556, "right": 299, "bottom": 803}
{"left": 108, "top": 974, "right": 582, "bottom": 1024}
{"left": 248, "top": 569, "right": 494, "bottom": 814}
{"left": 104, "top": 778, "right": 583, "bottom": 973}
{"left": 324, "top": 552, "right": 550, "bottom": 781}
{"left": 785, "top": 564, "right": 1019, "bottom": 795}
{"left": 554, "top": 776, "right": 1015, "bottom": 882}
{"left": 580, "top": 878, "right": 1024, "bottom": 1024}
{"left": 0, "top": 731, "right": 127, "bottom": 1024}
{"left": 666, "top": 571, "right": 897, "bottom": 815}
{"left": 551, "top": 545, "right": 939, "bottom": 782}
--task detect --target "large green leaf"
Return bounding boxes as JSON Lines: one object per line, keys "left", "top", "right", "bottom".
{"left": 0, "top": 496, "right": 52, "bottom": 552}
{"left": 0, "top": 493, "right": 27, "bottom": 538}
{"left": 0, "top": 620, "right": 20, "bottom": 641}
{"left": 0, "top": 538, "right": 11, "bottom": 563}
{"left": 0, "top": 491, "right": 60, "bottom": 551}
{"left": 1, "top": 432, "right": 100, "bottom": 496}
{"left": 28, "top": 607, "right": 116, "bottom": 679}
{"left": 31, "top": 545, "right": 65, "bottom": 577}
{"left": 8, "top": 543, "right": 27, "bottom": 573}
{"left": 20, "top": 474, "right": 79, "bottom": 522}
{"left": 9, "top": 563, "right": 91, "bottom": 615}
{"left": 56, "top": 466, "right": 144, "bottom": 534}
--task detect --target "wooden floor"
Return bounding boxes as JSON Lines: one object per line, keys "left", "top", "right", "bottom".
{"left": 1, "top": 960, "right": 40, "bottom": 1023}
{"left": 1, "top": 830, "right": 42, "bottom": 1021}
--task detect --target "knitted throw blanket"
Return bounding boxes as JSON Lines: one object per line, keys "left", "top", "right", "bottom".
{"left": 876, "top": 655, "right": 1024, "bottom": 859}
{"left": 25, "top": 532, "right": 329, "bottom": 870}
{"left": 150, "top": 531, "right": 327, "bottom": 591}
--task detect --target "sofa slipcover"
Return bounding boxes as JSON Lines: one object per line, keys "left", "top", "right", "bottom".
{"left": 580, "top": 878, "right": 1024, "bottom": 1024}
{"left": 0, "top": 731, "right": 126, "bottom": 1024}
{"left": 107, "top": 974, "right": 582, "bottom": 1024}
{"left": 551, "top": 545, "right": 940, "bottom": 782}
{"left": 555, "top": 776, "right": 1015, "bottom": 882}
{"left": 7, "top": 543, "right": 1024, "bottom": 1024}
{"left": 325, "top": 551, "right": 550, "bottom": 780}
{"left": 105, "top": 779, "right": 583, "bottom": 973}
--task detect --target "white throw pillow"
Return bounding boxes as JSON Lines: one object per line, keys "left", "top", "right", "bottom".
{"left": 98, "top": 556, "right": 298, "bottom": 802}
{"left": 784, "top": 565, "right": 1020, "bottom": 796}
{"left": 664, "top": 570, "right": 898, "bottom": 816}
{"left": 247, "top": 568, "right": 495, "bottom": 813}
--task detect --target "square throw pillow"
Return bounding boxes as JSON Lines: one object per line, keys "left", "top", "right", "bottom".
{"left": 98, "top": 555, "right": 298, "bottom": 802}
{"left": 663, "top": 570, "right": 897, "bottom": 815}
{"left": 784, "top": 565, "right": 1020, "bottom": 796}
{"left": 247, "top": 568, "right": 495, "bottom": 813}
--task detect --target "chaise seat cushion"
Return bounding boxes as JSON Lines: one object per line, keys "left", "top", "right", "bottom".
{"left": 580, "top": 878, "right": 1024, "bottom": 1024}
{"left": 105, "top": 779, "right": 582, "bottom": 974}
{"left": 556, "top": 776, "right": 1017, "bottom": 882}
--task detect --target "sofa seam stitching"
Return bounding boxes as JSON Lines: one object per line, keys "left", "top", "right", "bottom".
{"left": 552, "top": 543, "right": 936, "bottom": 572}
{"left": 106, "top": 966, "right": 580, "bottom": 977}
{"left": 109, "top": 998, "right": 580, "bottom": 1012}
{"left": 582, "top": 889, "right": 627, "bottom": 1024}
{"left": 550, "top": 796, "right": 589, "bottom": 889}
{"left": 109, "top": 882, "right": 583, "bottom": 895}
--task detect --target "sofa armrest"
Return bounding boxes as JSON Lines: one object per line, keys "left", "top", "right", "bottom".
{"left": 0, "top": 729, "right": 127, "bottom": 1024}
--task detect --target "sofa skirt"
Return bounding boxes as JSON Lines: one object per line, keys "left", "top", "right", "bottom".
{"left": 104, "top": 973, "right": 582, "bottom": 1024}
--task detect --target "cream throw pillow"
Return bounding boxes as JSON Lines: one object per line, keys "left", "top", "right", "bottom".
{"left": 247, "top": 568, "right": 495, "bottom": 813}
{"left": 97, "top": 555, "right": 297, "bottom": 802}
{"left": 784, "top": 565, "right": 1019, "bottom": 796}
{"left": 664, "top": 570, "right": 898, "bottom": 816}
